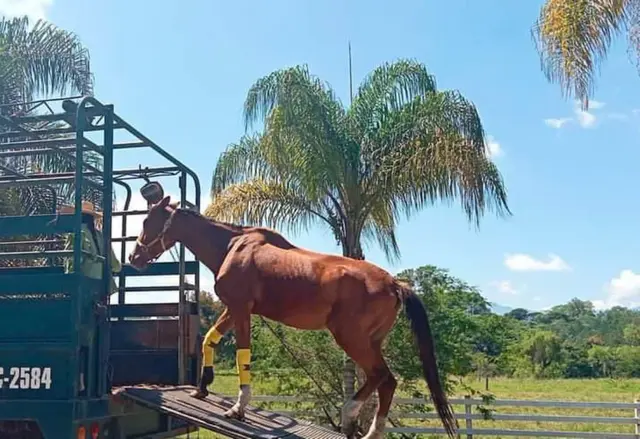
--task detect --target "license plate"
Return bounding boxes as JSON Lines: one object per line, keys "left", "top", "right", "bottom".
{"left": 0, "top": 367, "right": 52, "bottom": 390}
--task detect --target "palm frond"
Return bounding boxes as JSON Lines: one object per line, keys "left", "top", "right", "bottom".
{"left": 205, "top": 179, "right": 334, "bottom": 236}
{"left": 360, "top": 198, "right": 401, "bottom": 262}
{"left": 532, "top": 0, "right": 631, "bottom": 110}
{"left": 211, "top": 134, "right": 279, "bottom": 195}
{"left": 348, "top": 59, "right": 437, "bottom": 141}
{"left": 364, "top": 90, "right": 510, "bottom": 228}
{"left": 626, "top": 1, "right": 640, "bottom": 73}
{"left": 240, "top": 67, "right": 355, "bottom": 208}
{"left": 0, "top": 16, "right": 93, "bottom": 102}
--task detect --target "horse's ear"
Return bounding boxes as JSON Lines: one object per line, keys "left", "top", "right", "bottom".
{"left": 169, "top": 201, "right": 180, "bottom": 210}
{"left": 157, "top": 196, "right": 171, "bottom": 209}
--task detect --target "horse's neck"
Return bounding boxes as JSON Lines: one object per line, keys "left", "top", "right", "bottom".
{"left": 170, "top": 211, "right": 240, "bottom": 278}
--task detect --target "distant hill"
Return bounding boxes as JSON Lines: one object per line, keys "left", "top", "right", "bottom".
{"left": 490, "top": 303, "right": 514, "bottom": 315}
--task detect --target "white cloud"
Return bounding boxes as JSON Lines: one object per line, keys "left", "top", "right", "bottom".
{"left": 544, "top": 99, "right": 606, "bottom": 129}
{"left": 593, "top": 269, "right": 640, "bottom": 310}
{"left": 574, "top": 108, "right": 597, "bottom": 128}
{"left": 544, "top": 118, "right": 571, "bottom": 129}
{"left": 586, "top": 100, "right": 605, "bottom": 110}
{"left": 0, "top": 0, "right": 52, "bottom": 21}
{"left": 492, "top": 280, "right": 519, "bottom": 295}
{"left": 504, "top": 253, "right": 570, "bottom": 272}
{"left": 485, "top": 135, "right": 502, "bottom": 158}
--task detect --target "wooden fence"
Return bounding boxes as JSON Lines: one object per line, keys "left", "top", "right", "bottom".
{"left": 221, "top": 394, "right": 640, "bottom": 438}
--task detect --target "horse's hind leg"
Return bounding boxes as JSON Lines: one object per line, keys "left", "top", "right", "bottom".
{"left": 330, "top": 330, "right": 390, "bottom": 439}
{"left": 190, "top": 307, "right": 234, "bottom": 399}
{"left": 362, "top": 350, "right": 396, "bottom": 439}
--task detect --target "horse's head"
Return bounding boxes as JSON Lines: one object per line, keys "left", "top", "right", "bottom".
{"left": 128, "top": 195, "right": 180, "bottom": 270}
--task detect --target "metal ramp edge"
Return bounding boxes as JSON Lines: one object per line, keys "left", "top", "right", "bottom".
{"left": 114, "top": 385, "right": 344, "bottom": 439}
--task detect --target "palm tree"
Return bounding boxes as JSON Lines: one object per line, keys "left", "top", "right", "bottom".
{"left": 0, "top": 16, "right": 92, "bottom": 106}
{"left": 206, "top": 59, "right": 511, "bottom": 429}
{"left": 532, "top": 0, "right": 639, "bottom": 110}
{"left": 0, "top": 16, "right": 94, "bottom": 266}
{"left": 0, "top": 15, "right": 94, "bottom": 215}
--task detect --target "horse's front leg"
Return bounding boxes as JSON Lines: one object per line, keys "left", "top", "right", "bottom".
{"left": 224, "top": 308, "right": 252, "bottom": 421}
{"left": 190, "top": 307, "right": 234, "bottom": 399}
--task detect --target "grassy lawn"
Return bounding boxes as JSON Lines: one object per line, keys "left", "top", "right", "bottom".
{"left": 180, "top": 373, "right": 640, "bottom": 438}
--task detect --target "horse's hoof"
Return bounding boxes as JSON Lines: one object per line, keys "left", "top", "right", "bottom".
{"left": 189, "top": 389, "right": 209, "bottom": 399}
{"left": 341, "top": 422, "right": 358, "bottom": 439}
{"left": 224, "top": 408, "right": 245, "bottom": 421}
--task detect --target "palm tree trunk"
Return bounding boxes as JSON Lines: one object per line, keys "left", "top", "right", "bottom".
{"left": 342, "top": 237, "right": 378, "bottom": 433}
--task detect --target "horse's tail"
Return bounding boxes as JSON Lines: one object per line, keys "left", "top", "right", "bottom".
{"left": 395, "top": 280, "right": 459, "bottom": 439}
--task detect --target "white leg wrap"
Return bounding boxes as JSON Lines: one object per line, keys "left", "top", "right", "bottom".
{"left": 237, "top": 384, "right": 252, "bottom": 408}
{"left": 362, "top": 415, "right": 387, "bottom": 439}
{"left": 341, "top": 399, "right": 364, "bottom": 424}
{"left": 225, "top": 384, "right": 252, "bottom": 419}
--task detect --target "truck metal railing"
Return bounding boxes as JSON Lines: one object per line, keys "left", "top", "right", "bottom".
{"left": 0, "top": 95, "right": 202, "bottom": 385}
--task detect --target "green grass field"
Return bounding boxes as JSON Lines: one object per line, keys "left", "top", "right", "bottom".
{"left": 179, "top": 373, "right": 640, "bottom": 438}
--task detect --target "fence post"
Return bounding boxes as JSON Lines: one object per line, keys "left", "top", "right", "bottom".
{"left": 464, "top": 395, "right": 473, "bottom": 439}
{"left": 635, "top": 399, "right": 640, "bottom": 439}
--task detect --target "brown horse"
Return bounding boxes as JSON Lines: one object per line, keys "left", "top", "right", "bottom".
{"left": 128, "top": 196, "right": 459, "bottom": 439}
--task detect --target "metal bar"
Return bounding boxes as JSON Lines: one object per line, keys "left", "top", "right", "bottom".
{"left": 0, "top": 137, "right": 75, "bottom": 151}
{"left": 178, "top": 171, "right": 187, "bottom": 385}
{"left": 0, "top": 250, "right": 72, "bottom": 259}
{"left": 117, "top": 179, "right": 133, "bottom": 308}
{"left": 0, "top": 95, "right": 83, "bottom": 109}
{"left": 102, "top": 105, "right": 114, "bottom": 296}
{"left": 0, "top": 214, "right": 76, "bottom": 238}
{"left": 0, "top": 175, "right": 103, "bottom": 191}
{"left": 111, "top": 236, "right": 138, "bottom": 242}
{"left": 0, "top": 249, "right": 104, "bottom": 259}
{"left": 112, "top": 210, "right": 148, "bottom": 216}
{"left": 99, "top": 103, "right": 114, "bottom": 397}
{"left": 0, "top": 144, "right": 99, "bottom": 159}
{"left": 109, "top": 303, "right": 191, "bottom": 318}
{"left": 123, "top": 285, "right": 196, "bottom": 292}
{"left": 112, "top": 141, "right": 152, "bottom": 149}
{"left": 112, "top": 114, "right": 201, "bottom": 215}
{"left": 119, "top": 261, "right": 199, "bottom": 277}
{"left": 0, "top": 123, "right": 109, "bottom": 139}
{"left": 12, "top": 108, "right": 104, "bottom": 124}
{"left": 0, "top": 166, "right": 181, "bottom": 181}
{"left": 0, "top": 239, "right": 64, "bottom": 246}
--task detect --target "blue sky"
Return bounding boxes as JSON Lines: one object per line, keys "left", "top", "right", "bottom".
{"left": 8, "top": 0, "right": 640, "bottom": 311}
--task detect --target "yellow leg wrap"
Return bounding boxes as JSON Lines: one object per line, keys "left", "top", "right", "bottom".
{"left": 202, "top": 328, "right": 224, "bottom": 367}
{"left": 236, "top": 349, "right": 251, "bottom": 386}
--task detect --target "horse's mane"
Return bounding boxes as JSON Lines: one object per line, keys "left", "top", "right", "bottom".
{"left": 164, "top": 207, "right": 249, "bottom": 234}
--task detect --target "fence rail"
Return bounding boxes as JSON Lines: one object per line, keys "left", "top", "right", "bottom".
{"left": 219, "top": 394, "right": 640, "bottom": 438}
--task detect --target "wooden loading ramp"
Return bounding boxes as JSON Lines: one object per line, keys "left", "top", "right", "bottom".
{"left": 116, "top": 385, "right": 345, "bottom": 439}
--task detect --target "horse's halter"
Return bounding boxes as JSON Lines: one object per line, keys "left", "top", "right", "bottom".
{"left": 134, "top": 210, "right": 176, "bottom": 263}
{"left": 135, "top": 233, "right": 168, "bottom": 262}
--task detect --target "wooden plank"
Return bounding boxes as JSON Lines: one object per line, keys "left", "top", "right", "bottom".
{"left": 116, "top": 385, "right": 343, "bottom": 439}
